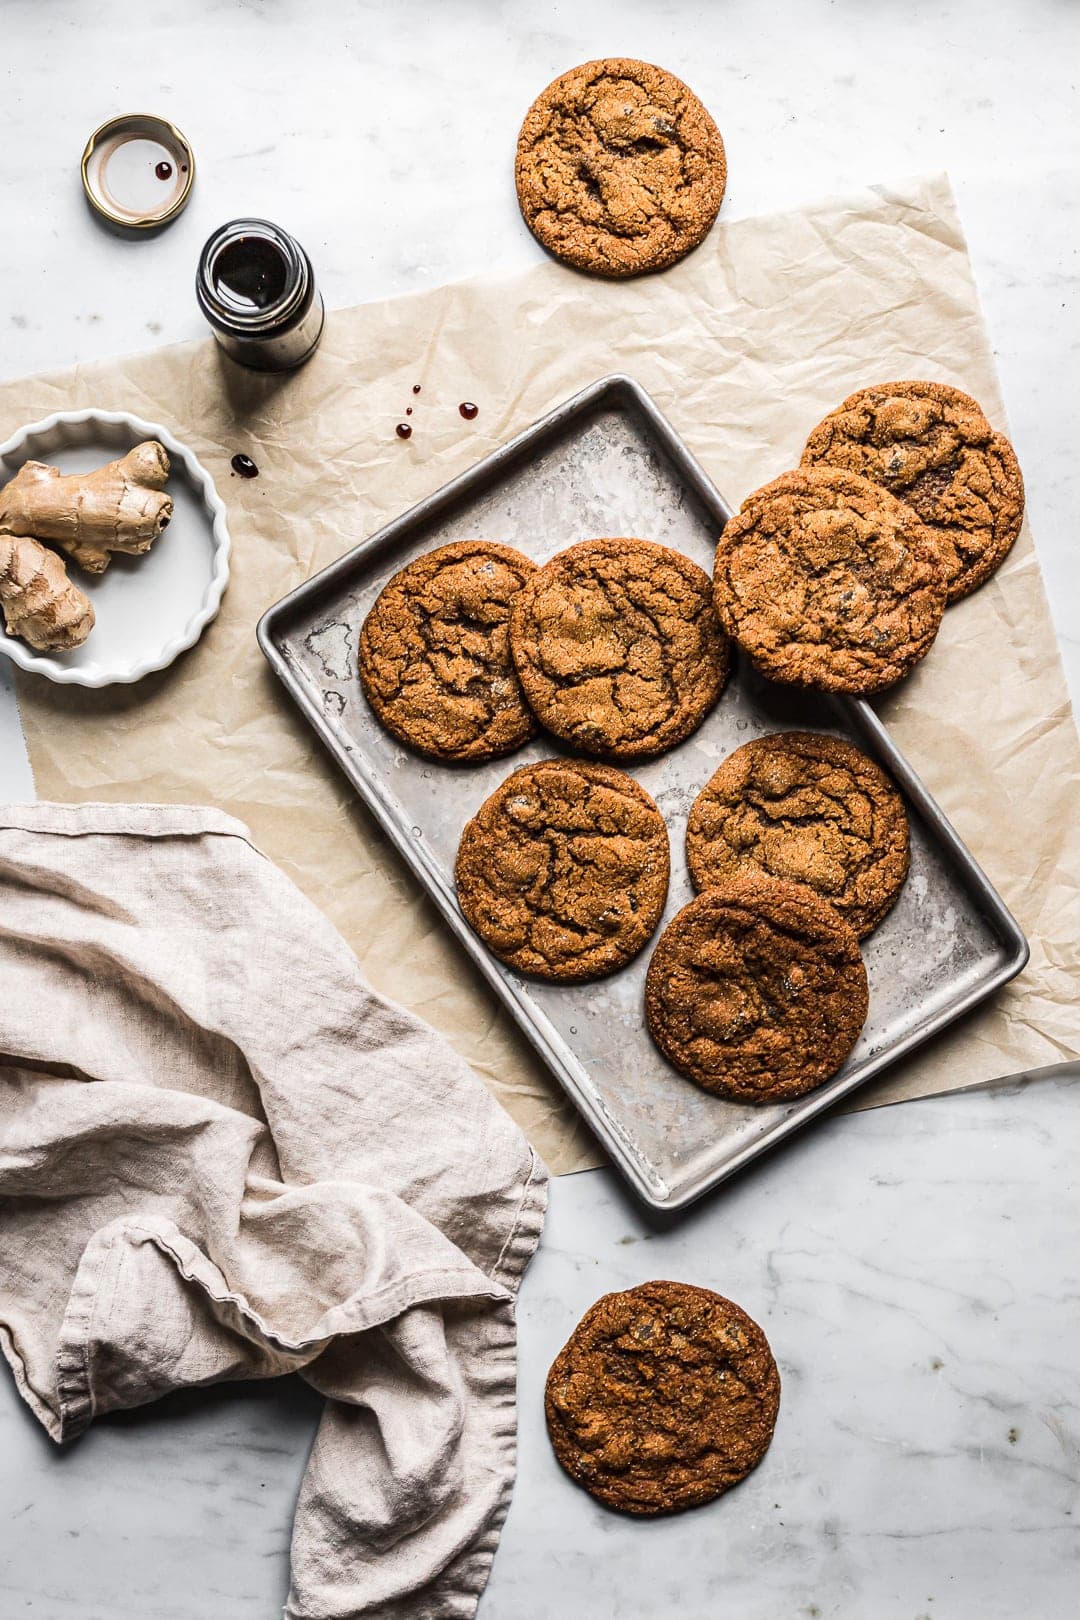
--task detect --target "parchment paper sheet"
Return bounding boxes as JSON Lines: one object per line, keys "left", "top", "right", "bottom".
{"left": 4, "top": 173, "right": 1077, "bottom": 1176}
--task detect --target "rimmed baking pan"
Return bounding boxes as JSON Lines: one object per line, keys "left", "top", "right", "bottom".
{"left": 257, "top": 375, "right": 1028, "bottom": 1212}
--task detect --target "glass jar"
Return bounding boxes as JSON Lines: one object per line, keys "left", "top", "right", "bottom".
{"left": 196, "top": 218, "right": 324, "bottom": 372}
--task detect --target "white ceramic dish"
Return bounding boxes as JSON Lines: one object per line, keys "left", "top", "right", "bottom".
{"left": 0, "top": 409, "right": 230, "bottom": 686}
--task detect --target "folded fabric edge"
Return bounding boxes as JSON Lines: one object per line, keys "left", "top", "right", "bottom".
{"left": 48, "top": 1211, "right": 521, "bottom": 1445}
{"left": 0, "top": 1322, "right": 61, "bottom": 1441}
{"left": 0, "top": 800, "right": 256, "bottom": 845}
{"left": 285, "top": 1153, "right": 548, "bottom": 1620}
{"left": 491, "top": 1148, "right": 549, "bottom": 1295}
{"left": 39, "top": 1162, "right": 548, "bottom": 1613}
{"left": 426, "top": 1149, "right": 549, "bottom": 1619}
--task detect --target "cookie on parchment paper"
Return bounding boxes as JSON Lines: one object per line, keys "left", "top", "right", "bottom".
{"left": 801, "top": 379, "right": 1024, "bottom": 602}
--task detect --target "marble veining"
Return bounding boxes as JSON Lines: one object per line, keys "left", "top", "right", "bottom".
{"left": 2, "top": 1077, "right": 1078, "bottom": 1618}
{"left": 1, "top": 0, "right": 1079, "bottom": 1615}
{"left": 487, "top": 1084, "right": 1080, "bottom": 1618}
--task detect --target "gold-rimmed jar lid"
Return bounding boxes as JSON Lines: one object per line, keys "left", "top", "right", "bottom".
{"left": 81, "top": 114, "right": 195, "bottom": 229}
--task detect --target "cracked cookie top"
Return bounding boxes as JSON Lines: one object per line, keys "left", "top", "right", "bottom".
{"left": 358, "top": 540, "right": 538, "bottom": 761}
{"left": 645, "top": 875, "right": 868, "bottom": 1102}
{"left": 455, "top": 758, "right": 669, "bottom": 981}
{"left": 713, "top": 468, "right": 946, "bottom": 696}
{"left": 545, "top": 1280, "right": 780, "bottom": 1515}
{"left": 509, "top": 537, "right": 729, "bottom": 759}
{"left": 686, "top": 731, "right": 909, "bottom": 938}
{"left": 801, "top": 380, "right": 1025, "bottom": 601}
{"left": 514, "top": 58, "right": 726, "bottom": 277}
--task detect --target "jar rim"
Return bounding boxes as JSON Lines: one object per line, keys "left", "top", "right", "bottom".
{"left": 196, "top": 218, "right": 313, "bottom": 339}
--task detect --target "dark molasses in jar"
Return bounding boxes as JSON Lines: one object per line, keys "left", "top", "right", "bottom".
{"left": 197, "top": 219, "right": 324, "bottom": 372}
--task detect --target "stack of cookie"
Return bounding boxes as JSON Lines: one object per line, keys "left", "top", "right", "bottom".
{"left": 715, "top": 380, "right": 1026, "bottom": 695}
{"left": 654, "top": 379, "right": 1024, "bottom": 1100}
{"left": 657, "top": 730, "right": 906, "bottom": 1103}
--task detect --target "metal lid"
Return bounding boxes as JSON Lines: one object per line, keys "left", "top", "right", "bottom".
{"left": 81, "top": 114, "right": 195, "bottom": 230}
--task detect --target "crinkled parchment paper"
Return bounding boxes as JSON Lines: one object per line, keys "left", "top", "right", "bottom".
{"left": 4, "top": 173, "right": 1077, "bottom": 1175}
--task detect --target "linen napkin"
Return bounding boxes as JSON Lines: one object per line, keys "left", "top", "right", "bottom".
{"left": 0, "top": 800, "right": 547, "bottom": 1619}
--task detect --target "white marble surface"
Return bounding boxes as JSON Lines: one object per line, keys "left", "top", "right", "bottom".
{"left": 3, "top": 1074, "right": 1079, "bottom": 1620}
{"left": 1, "top": 1, "right": 1079, "bottom": 1616}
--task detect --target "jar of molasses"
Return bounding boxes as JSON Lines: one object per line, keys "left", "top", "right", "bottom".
{"left": 196, "top": 218, "right": 324, "bottom": 371}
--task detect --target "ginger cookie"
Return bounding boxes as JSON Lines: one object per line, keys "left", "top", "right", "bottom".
{"left": 801, "top": 380, "right": 1024, "bottom": 601}
{"left": 713, "top": 467, "right": 946, "bottom": 696}
{"left": 515, "top": 59, "right": 726, "bottom": 278}
{"left": 686, "top": 731, "right": 909, "bottom": 938}
{"left": 545, "top": 1280, "right": 780, "bottom": 1515}
{"left": 455, "top": 758, "right": 669, "bottom": 982}
{"left": 509, "top": 538, "right": 729, "bottom": 759}
{"left": 358, "top": 540, "right": 538, "bottom": 761}
{"left": 645, "top": 875, "right": 868, "bottom": 1102}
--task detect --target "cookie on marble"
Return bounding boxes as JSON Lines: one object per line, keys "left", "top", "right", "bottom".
{"left": 644, "top": 874, "right": 868, "bottom": 1102}
{"left": 514, "top": 58, "right": 726, "bottom": 277}
{"left": 509, "top": 537, "right": 729, "bottom": 758}
{"left": 455, "top": 758, "right": 669, "bottom": 981}
{"left": 801, "top": 379, "right": 1024, "bottom": 601}
{"left": 358, "top": 540, "right": 538, "bottom": 761}
{"left": 712, "top": 468, "right": 946, "bottom": 695}
{"left": 686, "top": 731, "right": 909, "bottom": 938}
{"left": 545, "top": 1280, "right": 780, "bottom": 1514}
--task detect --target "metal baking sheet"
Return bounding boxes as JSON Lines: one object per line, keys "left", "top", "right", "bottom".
{"left": 257, "top": 374, "right": 1028, "bottom": 1212}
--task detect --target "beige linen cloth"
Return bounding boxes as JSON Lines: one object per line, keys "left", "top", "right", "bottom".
{"left": 0, "top": 800, "right": 547, "bottom": 1620}
{"left": 4, "top": 173, "right": 1079, "bottom": 1174}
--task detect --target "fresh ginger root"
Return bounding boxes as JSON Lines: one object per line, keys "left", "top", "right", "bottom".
{"left": 0, "top": 532, "right": 94, "bottom": 650}
{"left": 0, "top": 441, "right": 173, "bottom": 575}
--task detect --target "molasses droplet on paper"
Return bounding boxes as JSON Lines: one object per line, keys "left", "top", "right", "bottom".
{"left": 396, "top": 422, "right": 412, "bottom": 440}
{"left": 231, "top": 453, "right": 259, "bottom": 478}
{"left": 459, "top": 401, "right": 478, "bottom": 420}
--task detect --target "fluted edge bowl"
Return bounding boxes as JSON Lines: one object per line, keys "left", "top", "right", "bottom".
{"left": 0, "top": 408, "right": 231, "bottom": 686}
